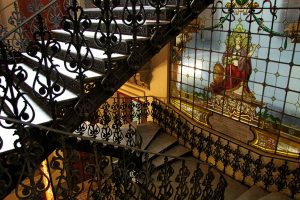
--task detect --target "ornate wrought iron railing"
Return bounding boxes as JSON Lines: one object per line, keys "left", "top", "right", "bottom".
{"left": 1, "top": 114, "right": 227, "bottom": 200}
{"left": 1, "top": 0, "right": 215, "bottom": 199}
{"left": 150, "top": 97, "right": 300, "bottom": 198}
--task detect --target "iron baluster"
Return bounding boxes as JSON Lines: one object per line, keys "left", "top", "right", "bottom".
{"left": 87, "top": 122, "right": 101, "bottom": 138}
{"left": 262, "top": 159, "right": 276, "bottom": 190}
{"left": 93, "top": 0, "right": 121, "bottom": 72}
{"left": 222, "top": 142, "right": 231, "bottom": 172}
{"left": 50, "top": 137, "right": 84, "bottom": 199}
{"left": 251, "top": 156, "right": 263, "bottom": 184}
{"left": 111, "top": 101, "right": 124, "bottom": 144}
{"left": 213, "top": 138, "right": 222, "bottom": 164}
{"left": 122, "top": 0, "right": 146, "bottom": 70}
{"left": 13, "top": 129, "right": 49, "bottom": 199}
{"left": 99, "top": 102, "right": 113, "bottom": 141}
{"left": 288, "top": 167, "right": 300, "bottom": 199}
{"left": 85, "top": 144, "right": 112, "bottom": 199}
{"left": 174, "top": 160, "right": 190, "bottom": 200}
{"left": 157, "top": 157, "right": 174, "bottom": 200}
{"left": 231, "top": 147, "right": 241, "bottom": 178}
{"left": 188, "top": 163, "right": 204, "bottom": 200}
{"left": 275, "top": 161, "right": 290, "bottom": 191}
{"left": 212, "top": 175, "right": 227, "bottom": 200}
{"left": 240, "top": 151, "right": 253, "bottom": 183}
{"left": 148, "top": 0, "right": 168, "bottom": 49}
{"left": 201, "top": 168, "right": 214, "bottom": 200}
{"left": 204, "top": 135, "right": 213, "bottom": 162}
{"left": 137, "top": 153, "right": 156, "bottom": 199}
{"left": 26, "top": 14, "right": 64, "bottom": 119}
{"left": 61, "top": 0, "right": 94, "bottom": 94}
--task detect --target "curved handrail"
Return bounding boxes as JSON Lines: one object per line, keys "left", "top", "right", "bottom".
{"left": 0, "top": 115, "right": 212, "bottom": 166}
{"left": 152, "top": 96, "right": 300, "bottom": 162}
{"left": 0, "top": 0, "right": 58, "bottom": 41}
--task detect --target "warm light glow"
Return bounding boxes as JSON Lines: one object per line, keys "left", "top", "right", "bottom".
{"left": 41, "top": 160, "right": 54, "bottom": 200}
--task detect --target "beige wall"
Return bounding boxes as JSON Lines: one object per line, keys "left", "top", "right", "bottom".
{"left": 118, "top": 43, "right": 169, "bottom": 99}
{"left": 0, "top": 0, "right": 16, "bottom": 29}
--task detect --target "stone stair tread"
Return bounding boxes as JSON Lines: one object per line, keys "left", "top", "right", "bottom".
{"left": 90, "top": 19, "right": 170, "bottom": 25}
{"left": 57, "top": 41, "right": 127, "bottom": 60}
{"left": 235, "top": 185, "right": 268, "bottom": 200}
{"left": 258, "top": 192, "right": 290, "bottom": 200}
{"left": 52, "top": 29, "right": 148, "bottom": 41}
{"left": 84, "top": 6, "right": 164, "bottom": 12}
{"left": 146, "top": 132, "right": 177, "bottom": 158}
{"left": 22, "top": 52, "right": 102, "bottom": 80}
{"left": 151, "top": 145, "right": 190, "bottom": 167}
{"left": 138, "top": 122, "right": 160, "bottom": 150}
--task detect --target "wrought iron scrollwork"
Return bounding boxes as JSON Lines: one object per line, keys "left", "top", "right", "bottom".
{"left": 157, "top": 157, "right": 174, "bottom": 200}
{"left": 137, "top": 153, "right": 156, "bottom": 199}
{"left": 50, "top": 138, "right": 84, "bottom": 199}
{"left": 93, "top": 0, "right": 121, "bottom": 72}
{"left": 122, "top": 0, "right": 146, "bottom": 69}
{"left": 26, "top": 14, "right": 64, "bottom": 117}
{"left": 201, "top": 169, "right": 214, "bottom": 200}
{"left": 188, "top": 163, "right": 204, "bottom": 200}
{"left": 148, "top": 0, "right": 168, "bottom": 49}
{"left": 61, "top": 0, "right": 94, "bottom": 93}
{"left": 84, "top": 144, "right": 112, "bottom": 199}
{"left": 0, "top": 43, "right": 35, "bottom": 128}
{"left": 174, "top": 160, "right": 190, "bottom": 199}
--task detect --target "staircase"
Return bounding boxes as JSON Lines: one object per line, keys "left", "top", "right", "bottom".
{"left": 1, "top": 0, "right": 300, "bottom": 199}
{"left": 0, "top": 0, "right": 214, "bottom": 198}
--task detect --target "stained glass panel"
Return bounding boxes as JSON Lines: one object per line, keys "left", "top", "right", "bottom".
{"left": 170, "top": 0, "right": 300, "bottom": 156}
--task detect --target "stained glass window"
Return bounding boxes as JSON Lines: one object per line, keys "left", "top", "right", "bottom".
{"left": 170, "top": 0, "right": 300, "bottom": 157}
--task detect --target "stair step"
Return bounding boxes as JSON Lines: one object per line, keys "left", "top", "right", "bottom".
{"left": 146, "top": 131, "right": 177, "bottom": 159}
{"left": 84, "top": 6, "right": 177, "bottom": 21}
{"left": 52, "top": 29, "right": 149, "bottom": 54}
{"left": 9, "top": 63, "right": 77, "bottom": 102}
{"left": 89, "top": 19, "right": 170, "bottom": 37}
{"left": 57, "top": 40, "right": 127, "bottom": 61}
{"left": 258, "top": 192, "right": 290, "bottom": 200}
{"left": 151, "top": 145, "right": 190, "bottom": 167}
{"left": 235, "top": 185, "right": 268, "bottom": 200}
{"left": 54, "top": 41, "right": 128, "bottom": 74}
{"left": 23, "top": 52, "right": 102, "bottom": 80}
{"left": 0, "top": 93, "right": 52, "bottom": 153}
{"left": 138, "top": 122, "right": 160, "bottom": 150}
{"left": 83, "top": 0, "right": 184, "bottom": 8}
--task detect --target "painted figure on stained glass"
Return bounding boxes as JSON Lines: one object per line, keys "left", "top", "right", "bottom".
{"left": 210, "top": 24, "right": 257, "bottom": 100}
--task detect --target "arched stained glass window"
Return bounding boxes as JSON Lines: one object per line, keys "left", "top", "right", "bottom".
{"left": 170, "top": 0, "right": 300, "bottom": 157}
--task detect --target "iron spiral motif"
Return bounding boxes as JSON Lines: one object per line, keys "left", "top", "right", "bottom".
{"left": 174, "top": 161, "right": 190, "bottom": 199}
{"left": 0, "top": 43, "right": 35, "bottom": 128}
{"left": 122, "top": 0, "right": 146, "bottom": 69}
{"left": 148, "top": 0, "right": 168, "bottom": 48}
{"left": 13, "top": 130, "right": 50, "bottom": 200}
{"left": 26, "top": 14, "right": 64, "bottom": 115}
{"left": 157, "top": 157, "right": 174, "bottom": 199}
{"left": 84, "top": 144, "right": 113, "bottom": 199}
{"left": 50, "top": 139, "right": 84, "bottom": 199}
{"left": 61, "top": 0, "right": 94, "bottom": 93}
{"left": 188, "top": 163, "right": 204, "bottom": 200}
{"left": 93, "top": 0, "right": 121, "bottom": 72}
